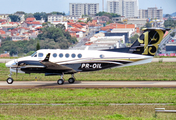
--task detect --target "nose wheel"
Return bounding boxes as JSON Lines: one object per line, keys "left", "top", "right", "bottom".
{"left": 7, "top": 77, "right": 14, "bottom": 84}
{"left": 7, "top": 70, "right": 14, "bottom": 84}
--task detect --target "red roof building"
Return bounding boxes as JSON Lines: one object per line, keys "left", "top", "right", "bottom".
{"left": 0, "top": 30, "right": 6, "bottom": 34}
{"left": 26, "top": 18, "right": 36, "bottom": 22}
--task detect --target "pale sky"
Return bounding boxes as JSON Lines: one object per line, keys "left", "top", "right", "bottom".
{"left": 0, "top": 0, "right": 175, "bottom": 14}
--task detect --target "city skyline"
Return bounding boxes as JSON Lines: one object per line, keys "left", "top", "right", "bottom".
{"left": 0, "top": 0, "right": 175, "bottom": 14}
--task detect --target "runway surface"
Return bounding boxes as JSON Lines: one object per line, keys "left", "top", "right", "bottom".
{"left": 0, "top": 81, "right": 176, "bottom": 89}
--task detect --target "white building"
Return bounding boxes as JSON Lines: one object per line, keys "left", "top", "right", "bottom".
{"left": 69, "top": 3, "right": 99, "bottom": 16}
{"left": 107, "top": 0, "right": 139, "bottom": 18}
{"left": 48, "top": 15, "right": 64, "bottom": 22}
{"left": 139, "top": 7, "right": 163, "bottom": 20}
{"left": 51, "top": 21, "right": 68, "bottom": 30}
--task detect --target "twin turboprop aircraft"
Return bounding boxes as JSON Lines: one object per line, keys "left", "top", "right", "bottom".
{"left": 5, "top": 28, "right": 169, "bottom": 85}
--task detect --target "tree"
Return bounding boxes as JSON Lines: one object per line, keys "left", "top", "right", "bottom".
{"left": 87, "top": 17, "right": 92, "bottom": 22}
{"left": 130, "top": 34, "right": 139, "bottom": 43}
{"left": 164, "top": 18, "right": 176, "bottom": 28}
{"left": 50, "top": 12, "right": 65, "bottom": 16}
{"left": 164, "top": 14, "right": 171, "bottom": 18}
{"left": 25, "top": 13, "right": 34, "bottom": 19}
{"left": 15, "top": 11, "right": 25, "bottom": 14}
{"left": 8, "top": 15, "right": 20, "bottom": 22}
{"left": 36, "top": 42, "right": 40, "bottom": 50}
{"left": 33, "top": 12, "right": 48, "bottom": 21}
{"left": 10, "top": 49, "right": 18, "bottom": 56}
{"left": 170, "top": 32, "right": 175, "bottom": 37}
{"left": 145, "top": 22, "right": 152, "bottom": 28}
{"left": 56, "top": 24, "right": 65, "bottom": 30}
{"left": 96, "top": 12, "right": 120, "bottom": 19}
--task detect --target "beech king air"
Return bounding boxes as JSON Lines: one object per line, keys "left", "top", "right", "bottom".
{"left": 5, "top": 28, "right": 169, "bottom": 85}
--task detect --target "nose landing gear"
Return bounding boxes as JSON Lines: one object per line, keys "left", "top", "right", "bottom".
{"left": 7, "top": 70, "right": 13, "bottom": 84}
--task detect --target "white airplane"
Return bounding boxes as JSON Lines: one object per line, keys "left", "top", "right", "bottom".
{"left": 5, "top": 28, "right": 169, "bottom": 85}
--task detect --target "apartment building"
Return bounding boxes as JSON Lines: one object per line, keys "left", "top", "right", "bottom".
{"left": 48, "top": 15, "right": 64, "bottom": 22}
{"left": 107, "top": 0, "right": 138, "bottom": 18}
{"left": 139, "top": 7, "right": 163, "bottom": 20}
{"left": 69, "top": 3, "right": 99, "bottom": 16}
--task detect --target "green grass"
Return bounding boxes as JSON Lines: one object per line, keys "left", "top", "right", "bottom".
{"left": 1, "top": 62, "right": 176, "bottom": 81}
{"left": 0, "top": 105, "right": 175, "bottom": 119}
{"left": 0, "top": 88, "right": 175, "bottom": 104}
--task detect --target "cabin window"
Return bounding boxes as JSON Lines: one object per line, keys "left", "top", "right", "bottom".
{"left": 71, "top": 54, "right": 76, "bottom": 58}
{"left": 65, "top": 53, "right": 69, "bottom": 58}
{"left": 38, "top": 53, "right": 43, "bottom": 57}
{"left": 100, "top": 54, "right": 104, "bottom": 58}
{"left": 53, "top": 53, "right": 57, "bottom": 58}
{"left": 59, "top": 53, "right": 63, "bottom": 58}
{"left": 78, "top": 54, "right": 82, "bottom": 58}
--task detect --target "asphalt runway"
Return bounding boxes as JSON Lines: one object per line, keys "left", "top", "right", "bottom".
{"left": 0, "top": 81, "right": 176, "bottom": 89}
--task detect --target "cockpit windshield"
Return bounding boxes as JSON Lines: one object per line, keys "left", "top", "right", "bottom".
{"left": 31, "top": 52, "right": 37, "bottom": 57}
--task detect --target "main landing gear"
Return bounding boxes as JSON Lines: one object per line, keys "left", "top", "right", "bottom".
{"left": 57, "top": 74, "right": 76, "bottom": 85}
{"left": 7, "top": 71, "right": 14, "bottom": 84}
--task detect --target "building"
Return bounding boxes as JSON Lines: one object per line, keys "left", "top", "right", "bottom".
{"left": 69, "top": 3, "right": 99, "bottom": 16}
{"left": 139, "top": 7, "right": 163, "bottom": 20}
{"left": 127, "top": 18, "right": 147, "bottom": 28}
{"left": 107, "top": 0, "right": 139, "bottom": 18}
{"left": 0, "top": 14, "right": 9, "bottom": 20}
{"left": 48, "top": 15, "right": 64, "bottom": 22}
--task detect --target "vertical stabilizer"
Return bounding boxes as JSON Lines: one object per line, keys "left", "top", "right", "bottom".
{"left": 130, "top": 28, "right": 170, "bottom": 56}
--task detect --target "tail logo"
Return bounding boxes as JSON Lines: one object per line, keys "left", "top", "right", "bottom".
{"left": 138, "top": 30, "right": 164, "bottom": 56}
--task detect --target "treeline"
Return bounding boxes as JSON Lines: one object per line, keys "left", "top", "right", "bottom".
{"left": 0, "top": 24, "right": 77, "bottom": 56}
{"left": 164, "top": 18, "right": 176, "bottom": 28}
{"left": 96, "top": 12, "right": 121, "bottom": 19}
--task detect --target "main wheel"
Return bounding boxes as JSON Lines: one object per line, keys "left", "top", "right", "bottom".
{"left": 68, "top": 78, "right": 75, "bottom": 84}
{"left": 7, "top": 77, "right": 14, "bottom": 84}
{"left": 57, "top": 79, "right": 64, "bottom": 85}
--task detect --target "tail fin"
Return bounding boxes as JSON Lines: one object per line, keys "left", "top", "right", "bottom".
{"left": 130, "top": 28, "right": 170, "bottom": 56}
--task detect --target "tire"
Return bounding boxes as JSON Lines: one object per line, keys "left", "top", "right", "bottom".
{"left": 68, "top": 78, "right": 75, "bottom": 84}
{"left": 7, "top": 77, "right": 14, "bottom": 84}
{"left": 57, "top": 79, "right": 64, "bottom": 85}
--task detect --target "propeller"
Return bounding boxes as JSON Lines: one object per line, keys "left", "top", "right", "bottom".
{"left": 14, "top": 59, "right": 19, "bottom": 77}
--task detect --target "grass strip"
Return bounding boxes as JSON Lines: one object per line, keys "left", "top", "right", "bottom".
{"left": 0, "top": 105, "right": 175, "bottom": 119}
{"left": 0, "top": 88, "right": 175, "bottom": 104}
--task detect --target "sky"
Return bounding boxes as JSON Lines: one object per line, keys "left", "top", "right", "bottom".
{"left": 0, "top": 0, "right": 176, "bottom": 14}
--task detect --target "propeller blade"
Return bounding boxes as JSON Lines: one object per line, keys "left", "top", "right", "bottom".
{"left": 15, "top": 59, "right": 18, "bottom": 77}
{"left": 16, "top": 68, "right": 18, "bottom": 77}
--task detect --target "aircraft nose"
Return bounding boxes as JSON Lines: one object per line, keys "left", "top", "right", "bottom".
{"left": 5, "top": 60, "right": 17, "bottom": 68}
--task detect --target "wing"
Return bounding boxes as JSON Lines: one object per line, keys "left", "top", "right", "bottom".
{"left": 40, "top": 53, "right": 76, "bottom": 72}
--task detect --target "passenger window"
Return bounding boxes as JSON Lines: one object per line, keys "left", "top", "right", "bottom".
{"left": 71, "top": 54, "right": 76, "bottom": 58}
{"left": 78, "top": 54, "right": 82, "bottom": 58}
{"left": 38, "top": 53, "right": 43, "bottom": 57}
{"left": 65, "top": 53, "right": 69, "bottom": 58}
{"left": 59, "top": 53, "right": 63, "bottom": 58}
{"left": 100, "top": 54, "right": 104, "bottom": 58}
{"left": 53, "top": 53, "right": 57, "bottom": 58}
